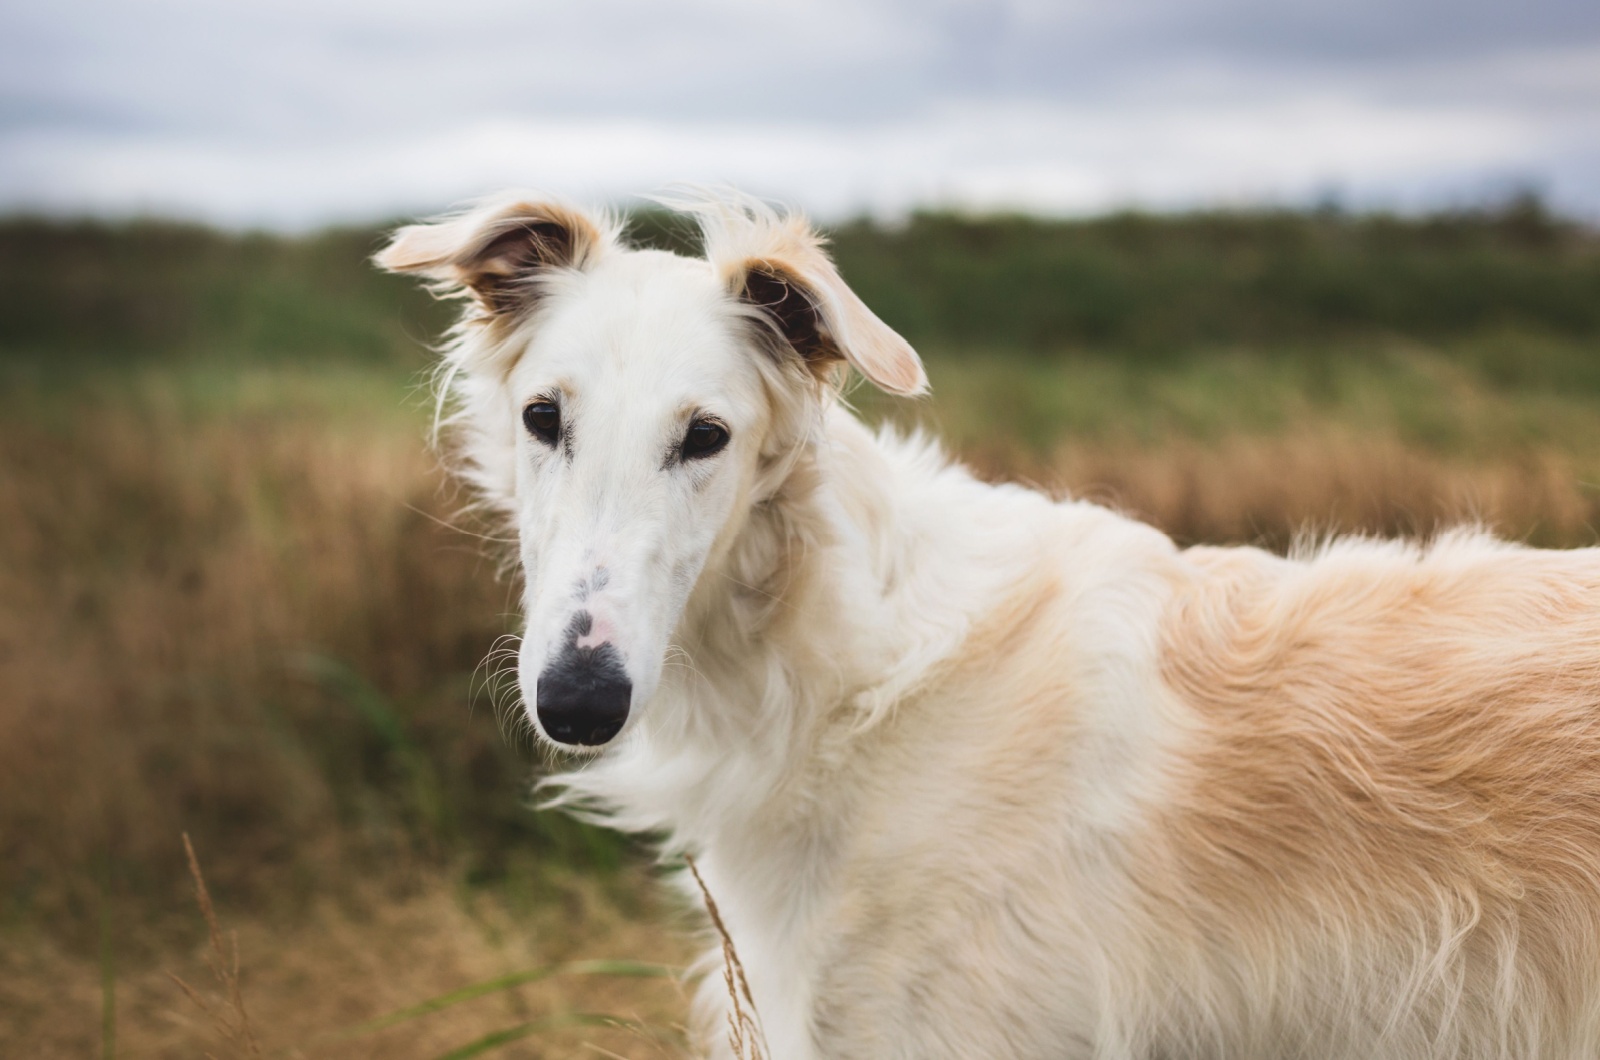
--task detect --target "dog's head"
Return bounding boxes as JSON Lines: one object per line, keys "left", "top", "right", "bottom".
{"left": 377, "top": 191, "right": 924, "bottom": 749}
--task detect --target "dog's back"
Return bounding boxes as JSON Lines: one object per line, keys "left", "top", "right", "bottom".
{"left": 804, "top": 520, "right": 1600, "bottom": 1059}
{"left": 1151, "top": 532, "right": 1600, "bottom": 1057}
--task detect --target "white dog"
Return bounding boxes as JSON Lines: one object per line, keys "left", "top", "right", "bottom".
{"left": 378, "top": 191, "right": 1600, "bottom": 1059}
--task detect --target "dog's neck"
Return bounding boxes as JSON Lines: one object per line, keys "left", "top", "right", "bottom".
{"left": 538, "top": 402, "right": 1055, "bottom": 1008}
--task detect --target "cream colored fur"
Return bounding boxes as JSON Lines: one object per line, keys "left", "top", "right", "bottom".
{"left": 379, "top": 190, "right": 1600, "bottom": 1060}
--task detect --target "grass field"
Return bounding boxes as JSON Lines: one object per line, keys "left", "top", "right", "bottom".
{"left": 3, "top": 203, "right": 1599, "bottom": 1057}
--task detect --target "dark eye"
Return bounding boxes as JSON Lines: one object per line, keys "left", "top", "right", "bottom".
{"left": 682, "top": 419, "right": 729, "bottom": 460}
{"left": 522, "top": 401, "right": 560, "bottom": 445}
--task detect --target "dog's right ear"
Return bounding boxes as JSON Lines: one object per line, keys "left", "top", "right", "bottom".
{"left": 375, "top": 195, "right": 611, "bottom": 315}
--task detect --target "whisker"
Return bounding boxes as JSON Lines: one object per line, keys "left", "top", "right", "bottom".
{"left": 470, "top": 632, "right": 524, "bottom": 723}
{"left": 662, "top": 647, "right": 707, "bottom": 684}
{"left": 399, "top": 500, "right": 518, "bottom": 545}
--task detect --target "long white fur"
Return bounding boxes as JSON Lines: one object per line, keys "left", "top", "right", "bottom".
{"left": 378, "top": 190, "right": 1600, "bottom": 1059}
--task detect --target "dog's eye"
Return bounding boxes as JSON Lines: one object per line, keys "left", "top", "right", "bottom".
{"left": 682, "top": 420, "right": 729, "bottom": 460}
{"left": 522, "top": 401, "right": 560, "bottom": 445}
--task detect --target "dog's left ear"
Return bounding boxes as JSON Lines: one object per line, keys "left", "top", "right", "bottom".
{"left": 708, "top": 206, "right": 927, "bottom": 396}
{"left": 375, "top": 194, "right": 611, "bottom": 315}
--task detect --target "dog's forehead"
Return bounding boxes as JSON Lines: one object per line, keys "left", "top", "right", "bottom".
{"left": 515, "top": 249, "right": 754, "bottom": 405}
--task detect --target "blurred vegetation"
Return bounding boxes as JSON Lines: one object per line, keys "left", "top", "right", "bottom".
{"left": 5, "top": 193, "right": 1598, "bottom": 371}
{"left": 0, "top": 220, "right": 448, "bottom": 368}
{"left": 831, "top": 195, "right": 1600, "bottom": 356}
{"left": 4, "top": 198, "right": 1600, "bottom": 1055}
{"left": 0, "top": 374, "right": 635, "bottom": 939}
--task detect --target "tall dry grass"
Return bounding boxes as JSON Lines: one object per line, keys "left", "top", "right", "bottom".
{"left": 978, "top": 430, "right": 1600, "bottom": 552}
{"left": 0, "top": 373, "right": 654, "bottom": 947}
{"left": 0, "top": 383, "right": 492, "bottom": 927}
{"left": 6, "top": 868, "right": 692, "bottom": 1058}
{"left": 0, "top": 373, "right": 689, "bottom": 1056}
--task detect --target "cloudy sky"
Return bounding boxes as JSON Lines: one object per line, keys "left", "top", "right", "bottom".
{"left": 2, "top": 0, "right": 1597, "bottom": 227}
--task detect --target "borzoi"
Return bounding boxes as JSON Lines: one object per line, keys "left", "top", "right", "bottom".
{"left": 378, "top": 190, "right": 1600, "bottom": 1059}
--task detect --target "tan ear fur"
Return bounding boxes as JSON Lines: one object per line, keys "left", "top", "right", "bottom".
{"left": 684, "top": 193, "right": 928, "bottom": 396}
{"left": 375, "top": 194, "right": 611, "bottom": 314}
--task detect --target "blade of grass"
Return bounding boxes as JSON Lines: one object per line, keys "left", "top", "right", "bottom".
{"left": 294, "top": 653, "right": 410, "bottom": 749}
{"left": 342, "top": 959, "right": 677, "bottom": 1036}
{"left": 686, "top": 854, "right": 769, "bottom": 1060}
{"left": 175, "top": 833, "right": 262, "bottom": 1057}
{"left": 99, "top": 855, "right": 116, "bottom": 1060}
{"left": 434, "top": 1013, "right": 654, "bottom": 1060}
{"left": 292, "top": 652, "right": 453, "bottom": 839}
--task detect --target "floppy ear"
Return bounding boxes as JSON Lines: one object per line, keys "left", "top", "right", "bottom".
{"left": 696, "top": 197, "right": 927, "bottom": 396}
{"left": 374, "top": 194, "right": 611, "bottom": 314}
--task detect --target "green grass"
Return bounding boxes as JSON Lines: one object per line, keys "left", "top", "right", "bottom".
{"left": 827, "top": 197, "right": 1600, "bottom": 355}
{"left": 853, "top": 339, "right": 1600, "bottom": 462}
{"left": 0, "top": 218, "right": 448, "bottom": 367}
{"left": 6, "top": 198, "right": 1597, "bottom": 373}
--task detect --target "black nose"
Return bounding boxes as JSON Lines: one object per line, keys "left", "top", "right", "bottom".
{"left": 535, "top": 621, "right": 631, "bottom": 746}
